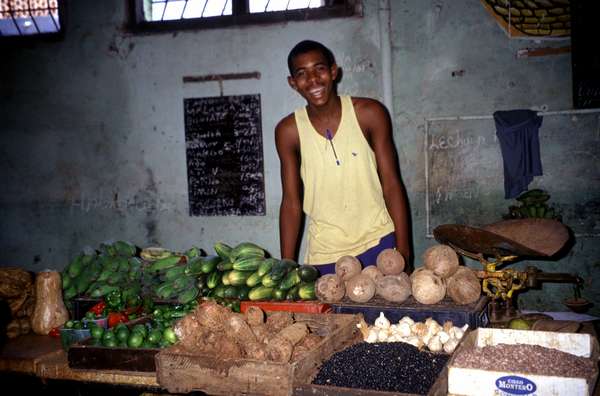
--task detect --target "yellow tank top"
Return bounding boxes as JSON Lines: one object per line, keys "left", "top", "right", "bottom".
{"left": 295, "top": 95, "right": 394, "bottom": 265}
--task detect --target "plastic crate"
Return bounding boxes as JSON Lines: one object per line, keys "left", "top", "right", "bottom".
{"left": 331, "top": 295, "right": 489, "bottom": 328}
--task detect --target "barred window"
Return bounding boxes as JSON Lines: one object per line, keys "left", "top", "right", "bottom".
{"left": 130, "top": 0, "right": 360, "bottom": 32}
{"left": 0, "top": 0, "right": 63, "bottom": 37}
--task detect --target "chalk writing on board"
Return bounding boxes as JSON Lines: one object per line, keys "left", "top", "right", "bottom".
{"left": 184, "top": 95, "right": 265, "bottom": 216}
{"left": 425, "top": 114, "right": 600, "bottom": 237}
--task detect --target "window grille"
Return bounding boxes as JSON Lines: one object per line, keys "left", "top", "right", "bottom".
{"left": 0, "top": 0, "right": 63, "bottom": 37}
{"left": 131, "top": 0, "right": 360, "bottom": 32}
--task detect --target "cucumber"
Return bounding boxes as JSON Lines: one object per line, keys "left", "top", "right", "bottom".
{"left": 149, "top": 256, "right": 182, "bottom": 272}
{"left": 286, "top": 285, "right": 300, "bottom": 301}
{"left": 248, "top": 286, "right": 274, "bottom": 301}
{"left": 298, "top": 264, "right": 320, "bottom": 282}
{"left": 230, "top": 242, "right": 266, "bottom": 260}
{"left": 232, "top": 256, "right": 264, "bottom": 272}
{"left": 206, "top": 271, "right": 221, "bottom": 289}
{"left": 257, "top": 258, "right": 277, "bottom": 277}
{"left": 184, "top": 257, "right": 204, "bottom": 276}
{"left": 222, "top": 271, "right": 232, "bottom": 286}
{"left": 298, "top": 282, "right": 316, "bottom": 300}
{"left": 214, "top": 242, "right": 233, "bottom": 262}
{"left": 200, "top": 255, "right": 221, "bottom": 274}
{"left": 164, "top": 265, "right": 187, "bottom": 281}
{"left": 269, "top": 260, "right": 289, "bottom": 281}
{"left": 222, "top": 285, "right": 239, "bottom": 299}
{"left": 237, "top": 285, "right": 251, "bottom": 301}
{"left": 261, "top": 273, "right": 279, "bottom": 288}
{"left": 246, "top": 272, "right": 263, "bottom": 288}
{"left": 177, "top": 287, "right": 199, "bottom": 304}
{"left": 272, "top": 288, "right": 286, "bottom": 301}
{"left": 228, "top": 270, "right": 253, "bottom": 286}
{"left": 279, "top": 268, "right": 301, "bottom": 290}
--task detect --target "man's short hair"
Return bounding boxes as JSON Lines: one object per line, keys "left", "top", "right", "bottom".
{"left": 287, "top": 40, "right": 336, "bottom": 75}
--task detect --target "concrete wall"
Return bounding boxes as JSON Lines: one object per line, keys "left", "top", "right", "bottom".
{"left": 1, "top": 0, "right": 598, "bottom": 314}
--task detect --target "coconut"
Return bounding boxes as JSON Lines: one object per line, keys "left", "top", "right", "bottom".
{"left": 411, "top": 267, "right": 446, "bottom": 305}
{"left": 376, "top": 273, "right": 412, "bottom": 303}
{"left": 345, "top": 274, "right": 376, "bottom": 303}
{"left": 315, "top": 274, "right": 346, "bottom": 303}
{"left": 376, "top": 248, "right": 406, "bottom": 275}
{"left": 446, "top": 266, "right": 481, "bottom": 305}
{"left": 423, "top": 244, "right": 459, "bottom": 278}
{"left": 335, "top": 255, "right": 362, "bottom": 281}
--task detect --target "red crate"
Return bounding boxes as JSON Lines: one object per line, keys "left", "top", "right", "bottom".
{"left": 240, "top": 300, "right": 331, "bottom": 314}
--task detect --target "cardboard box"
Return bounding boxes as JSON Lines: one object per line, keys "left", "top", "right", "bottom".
{"left": 447, "top": 328, "right": 599, "bottom": 396}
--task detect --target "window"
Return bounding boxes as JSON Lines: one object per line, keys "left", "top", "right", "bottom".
{"left": 0, "top": 0, "right": 64, "bottom": 37}
{"left": 130, "top": 0, "right": 360, "bottom": 32}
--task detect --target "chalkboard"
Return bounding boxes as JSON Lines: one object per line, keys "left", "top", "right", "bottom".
{"left": 425, "top": 113, "right": 600, "bottom": 237}
{"left": 571, "top": 0, "right": 600, "bottom": 109}
{"left": 184, "top": 94, "right": 265, "bottom": 216}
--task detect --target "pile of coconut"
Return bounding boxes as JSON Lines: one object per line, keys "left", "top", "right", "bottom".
{"left": 315, "top": 245, "right": 482, "bottom": 306}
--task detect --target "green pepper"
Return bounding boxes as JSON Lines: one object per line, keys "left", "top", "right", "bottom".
{"left": 106, "top": 289, "right": 124, "bottom": 311}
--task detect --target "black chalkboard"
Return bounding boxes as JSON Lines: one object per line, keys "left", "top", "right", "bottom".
{"left": 184, "top": 94, "right": 265, "bottom": 216}
{"left": 571, "top": 0, "right": 600, "bottom": 109}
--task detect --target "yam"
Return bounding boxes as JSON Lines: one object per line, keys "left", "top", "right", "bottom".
{"left": 244, "top": 306, "right": 265, "bottom": 327}
{"left": 275, "top": 322, "right": 309, "bottom": 346}
{"left": 446, "top": 266, "right": 481, "bottom": 305}
{"left": 196, "top": 300, "right": 230, "bottom": 331}
{"left": 361, "top": 265, "right": 384, "bottom": 283}
{"left": 266, "top": 337, "right": 294, "bottom": 362}
{"left": 376, "top": 248, "right": 406, "bottom": 275}
{"left": 226, "top": 314, "right": 258, "bottom": 343}
{"left": 423, "top": 244, "right": 459, "bottom": 278}
{"left": 315, "top": 274, "right": 346, "bottom": 303}
{"left": 266, "top": 311, "right": 294, "bottom": 333}
{"left": 335, "top": 256, "right": 362, "bottom": 281}
{"left": 411, "top": 267, "right": 446, "bottom": 305}
{"left": 250, "top": 323, "right": 270, "bottom": 344}
{"left": 376, "top": 273, "right": 412, "bottom": 303}
{"left": 30, "top": 271, "right": 69, "bottom": 335}
{"left": 345, "top": 274, "right": 376, "bottom": 303}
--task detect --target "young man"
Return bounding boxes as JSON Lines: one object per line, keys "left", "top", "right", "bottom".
{"left": 275, "top": 40, "right": 411, "bottom": 274}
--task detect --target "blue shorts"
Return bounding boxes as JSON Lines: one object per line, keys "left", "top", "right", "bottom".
{"left": 315, "top": 232, "right": 396, "bottom": 275}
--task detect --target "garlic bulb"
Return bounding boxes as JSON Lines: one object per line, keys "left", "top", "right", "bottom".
{"left": 425, "top": 318, "right": 442, "bottom": 336}
{"left": 438, "top": 331, "right": 450, "bottom": 344}
{"left": 399, "top": 316, "right": 415, "bottom": 326}
{"left": 428, "top": 335, "right": 443, "bottom": 352}
{"left": 411, "top": 322, "right": 428, "bottom": 338}
{"left": 397, "top": 322, "right": 412, "bottom": 338}
{"left": 374, "top": 312, "right": 391, "bottom": 329}
{"left": 377, "top": 328, "right": 391, "bottom": 342}
{"left": 403, "top": 335, "right": 422, "bottom": 348}
{"left": 443, "top": 337, "right": 459, "bottom": 353}
{"left": 443, "top": 320, "right": 454, "bottom": 333}
{"left": 366, "top": 328, "right": 379, "bottom": 343}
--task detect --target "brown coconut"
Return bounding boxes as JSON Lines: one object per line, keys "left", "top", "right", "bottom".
{"left": 361, "top": 265, "right": 384, "bottom": 283}
{"left": 345, "top": 274, "right": 376, "bottom": 303}
{"left": 376, "top": 248, "right": 406, "bottom": 275}
{"left": 446, "top": 266, "right": 481, "bottom": 305}
{"left": 410, "top": 267, "right": 446, "bottom": 305}
{"left": 315, "top": 274, "right": 346, "bottom": 303}
{"left": 376, "top": 273, "right": 412, "bottom": 303}
{"left": 423, "top": 244, "right": 460, "bottom": 278}
{"left": 335, "top": 255, "right": 362, "bottom": 281}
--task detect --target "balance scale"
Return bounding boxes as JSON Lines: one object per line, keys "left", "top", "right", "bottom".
{"left": 433, "top": 218, "right": 587, "bottom": 323}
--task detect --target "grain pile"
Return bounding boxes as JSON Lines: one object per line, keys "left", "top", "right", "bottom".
{"left": 452, "top": 343, "right": 596, "bottom": 379}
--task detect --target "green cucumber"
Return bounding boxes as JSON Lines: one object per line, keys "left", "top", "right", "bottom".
{"left": 248, "top": 286, "right": 274, "bottom": 301}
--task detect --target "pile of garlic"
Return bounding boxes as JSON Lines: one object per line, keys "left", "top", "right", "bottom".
{"left": 356, "top": 312, "right": 468, "bottom": 354}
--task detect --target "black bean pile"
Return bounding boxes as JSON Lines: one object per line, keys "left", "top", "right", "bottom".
{"left": 312, "top": 342, "right": 449, "bottom": 395}
{"left": 452, "top": 343, "right": 596, "bottom": 379}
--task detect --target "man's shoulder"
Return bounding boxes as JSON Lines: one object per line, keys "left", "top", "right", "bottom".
{"left": 276, "top": 112, "right": 297, "bottom": 132}
{"left": 350, "top": 96, "right": 386, "bottom": 114}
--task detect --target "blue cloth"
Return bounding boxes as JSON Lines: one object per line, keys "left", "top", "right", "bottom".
{"left": 493, "top": 109, "right": 543, "bottom": 199}
{"left": 316, "top": 232, "right": 396, "bottom": 275}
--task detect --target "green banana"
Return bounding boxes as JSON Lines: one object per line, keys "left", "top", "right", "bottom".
{"left": 149, "top": 256, "right": 182, "bottom": 272}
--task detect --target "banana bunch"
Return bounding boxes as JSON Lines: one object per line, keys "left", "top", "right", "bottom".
{"left": 505, "top": 189, "right": 560, "bottom": 220}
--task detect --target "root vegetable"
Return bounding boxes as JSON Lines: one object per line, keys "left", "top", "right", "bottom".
{"left": 244, "top": 306, "right": 265, "bottom": 327}
{"left": 196, "top": 300, "right": 230, "bottom": 331}
{"left": 376, "top": 273, "right": 411, "bottom": 303}
{"left": 376, "top": 248, "right": 406, "bottom": 275}
{"left": 345, "top": 274, "right": 376, "bottom": 303}
{"left": 266, "top": 311, "right": 294, "bottom": 333}
{"left": 411, "top": 268, "right": 446, "bottom": 305}
{"left": 361, "top": 265, "right": 384, "bottom": 283}
{"left": 423, "top": 245, "right": 459, "bottom": 278}
{"left": 276, "top": 322, "right": 309, "bottom": 346}
{"left": 31, "top": 271, "right": 69, "bottom": 335}
{"left": 335, "top": 256, "right": 362, "bottom": 281}
{"left": 266, "top": 337, "right": 294, "bottom": 362}
{"left": 446, "top": 267, "right": 481, "bottom": 305}
{"left": 250, "top": 323, "right": 270, "bottom": 344}
{"left": 315, "top": 274, "right": 346, "bottom": 303}
{"left": 226, "top": 314, "right": 257, "bottom": 343}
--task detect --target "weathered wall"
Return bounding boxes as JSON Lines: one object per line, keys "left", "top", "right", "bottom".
{"left": 1, "top": 0, "right": 597, "bottom": 314}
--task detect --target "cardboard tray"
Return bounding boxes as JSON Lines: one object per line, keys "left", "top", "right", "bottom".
{"left": 155, "top": 312, "right": 362, "bottom": 396}
{"left": 446, "top": 328, "right": 600, "bottom": 396}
